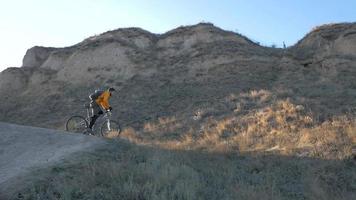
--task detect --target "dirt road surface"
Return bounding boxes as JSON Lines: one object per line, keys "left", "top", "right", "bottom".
{"left": 0, "top": 122, "right": 107, "bottom": 198}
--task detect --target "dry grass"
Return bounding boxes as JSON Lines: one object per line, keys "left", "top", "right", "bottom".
{"left": 311, "top": 23, "right": 339, "bottom": 32}
{"left": 117, "top": 90, "right": 356, "bottom": 160}
{"left": 10, "top": 90, "right": 356, "bottom": 199}
{"left": 14, "top": 140, "right": 356, "bottom": 200}
{"left": 143, "top": 116, "right": 182, "bottom": 136}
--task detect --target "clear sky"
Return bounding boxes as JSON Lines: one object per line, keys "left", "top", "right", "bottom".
{"left": 1, "top": 0, "right": 356, "bottom": 72}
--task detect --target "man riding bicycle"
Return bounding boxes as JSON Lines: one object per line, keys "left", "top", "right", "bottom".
{"left": 87, "top": 87, "right": 115, "bottom": 133}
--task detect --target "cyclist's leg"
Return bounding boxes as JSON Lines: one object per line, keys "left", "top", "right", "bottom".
{"left": 89, "top": 103, "right": 101, "bottom": 129}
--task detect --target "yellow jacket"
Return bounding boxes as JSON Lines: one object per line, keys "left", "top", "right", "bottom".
{"left": 95, "top": 90, "right": 111, "bottom": 110}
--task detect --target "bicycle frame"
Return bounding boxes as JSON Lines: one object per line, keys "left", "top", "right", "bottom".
{"left": 85, "top": 102, "right": 116, "bottom": 131}
{"left": 84, "top": 103, "right": 93, "bottom": 123}
{"left": 66, "top": 103, "right": 120, "bottom": 135}
{"left": 86, "top": 107, "right": 92, "bottom": 122}
{"left": 88, "top": 107, "right": 111, "bottom": 122}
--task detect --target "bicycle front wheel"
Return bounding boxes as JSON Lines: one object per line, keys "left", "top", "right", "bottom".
{"left": 100, "top": 120, "right": 121, "bottom": 137}
{"left": 65, "top": 115, "right": 88, "bottom": 133}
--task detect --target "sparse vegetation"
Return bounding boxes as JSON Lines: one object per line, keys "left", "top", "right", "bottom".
{"left": 14, "top": 140, "right": 356, "bottom": 200}
{"left": 119, "top": 90, "right": 355, "bottom": 160}
{"left": 12, "top": 90, "right": 355, "bottom": 199}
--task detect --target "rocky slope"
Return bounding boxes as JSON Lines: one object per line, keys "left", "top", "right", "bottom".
{"left": 0, "top": 22, "right": 355, "bottom": 158}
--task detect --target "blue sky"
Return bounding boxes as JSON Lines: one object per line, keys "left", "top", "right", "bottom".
{"left": 1, "top": 0, "right": 356, "bottom": 71}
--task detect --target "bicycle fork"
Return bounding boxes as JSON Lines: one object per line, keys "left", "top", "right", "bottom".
{"left": 106, "top": 120, "right": 111, "bottom": 131}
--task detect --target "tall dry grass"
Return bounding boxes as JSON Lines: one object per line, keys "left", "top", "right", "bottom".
{"left": 118, "top": 90, "right": 355, "bottom": 160}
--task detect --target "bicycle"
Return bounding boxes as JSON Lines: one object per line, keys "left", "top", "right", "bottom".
{"left": 65, "top": 103, "right": 121, "bottom": 137}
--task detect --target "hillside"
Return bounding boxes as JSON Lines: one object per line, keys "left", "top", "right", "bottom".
{"left": 0, "top": 22, "right": 355, "bottom": 159}
{"left": 0, "top": 22, "right": 356, "bottom": 199}
{"left": 0, "top": 123, "right": 353, "bottom": 200}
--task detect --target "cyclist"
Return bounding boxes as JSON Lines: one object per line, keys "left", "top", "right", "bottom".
{"left": 87, "top": 87, "right": 115, "bottom": 133}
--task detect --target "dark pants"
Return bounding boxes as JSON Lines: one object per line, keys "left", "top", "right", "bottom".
{"left": 89, "top": 102, "right": 103, "bottom": 129}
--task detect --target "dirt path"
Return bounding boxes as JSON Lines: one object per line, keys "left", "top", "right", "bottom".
{"left": 0, "top": 122, "right": 107, "bottom": 198}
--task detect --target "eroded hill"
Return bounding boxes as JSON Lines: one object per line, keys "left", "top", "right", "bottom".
{"left": 0, "top": 22, "right": 355, "bottom": 159}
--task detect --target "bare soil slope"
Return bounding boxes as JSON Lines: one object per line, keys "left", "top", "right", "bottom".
{"left": 0, "top": 122, "right": 107, "bottom": 198}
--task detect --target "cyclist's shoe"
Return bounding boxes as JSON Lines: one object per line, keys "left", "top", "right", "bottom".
{"left": 85, "top": 128, "right": 94, "bottom": 136}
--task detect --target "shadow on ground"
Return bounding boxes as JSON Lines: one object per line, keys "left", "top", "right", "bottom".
{"left": 6, "top": 139, "right": 356, "bottom": 200}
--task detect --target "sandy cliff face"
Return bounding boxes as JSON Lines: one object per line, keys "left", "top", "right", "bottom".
{"left": 291, "top": 23, "right": 356, "bottom": 61}
{"left": 0, "top": 22, "right": 355, "bottom": 132}
{"left": 0, "top": 68, "right": 29, "bottom": 93}
{"left": 22, "top": 46, "right": 56, "bottom": 68}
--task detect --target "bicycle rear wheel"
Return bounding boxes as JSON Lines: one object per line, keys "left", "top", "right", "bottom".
{"left": 65, "top": 116, "right": 88, "bottom": 133}
{"left": 100, "top": 120, "right": 121, "bottom": 137}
